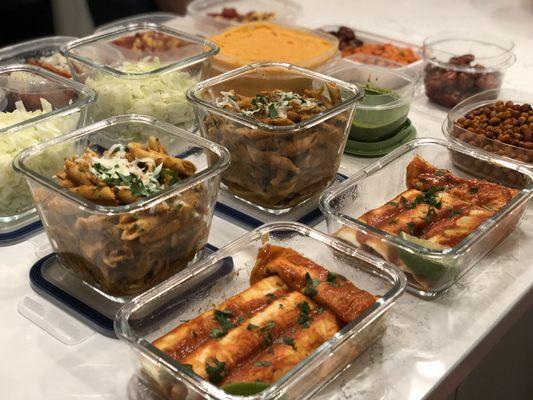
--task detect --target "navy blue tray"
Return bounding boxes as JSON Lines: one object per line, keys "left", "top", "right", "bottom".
{"left": 0, "top": 219, "right": 42, "bottom": 246}
{"left": 29, "top": 244, "right": 220, "bottom": 338}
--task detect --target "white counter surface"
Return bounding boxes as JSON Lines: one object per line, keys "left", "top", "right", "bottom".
{"left": 1, "top": 1, "right": 532, "bottom": 399}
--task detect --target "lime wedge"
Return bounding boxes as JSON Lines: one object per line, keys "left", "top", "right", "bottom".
{"left": 222, "top": 381, "right": 270, "bottom": 396}
{"left": 397, "top": 232, "right": 450, "bottom": 282}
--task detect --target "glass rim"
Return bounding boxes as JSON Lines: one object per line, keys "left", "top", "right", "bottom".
{"left": 186, "top": 61, "right": 364, "bottom": 133}
{"left": 0, "top": 35, "right": 77, "bottom": 62}
{"left": 13, "top": 113, "right": 230, "bottom": 215}
{"left": 423, "top": 31, "right": 516, "bottom": 73}
{"left": 319, "top": 137, "right": 533, "bottom": 257}
{"left": 61, "top": 23, "right": 219, "bottom": 78}
{"left": 114, "top": 221, "right": 407, "bottom": 400}
{"left": 0, "top": 64, "right": 95, "bottom": 136}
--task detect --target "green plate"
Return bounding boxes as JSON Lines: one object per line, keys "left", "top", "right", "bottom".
{"left": 344, "top": 119, "right": 416, "bottom": 157}
{"left": 222, "top": 381, "right": 270, "bottom": 396}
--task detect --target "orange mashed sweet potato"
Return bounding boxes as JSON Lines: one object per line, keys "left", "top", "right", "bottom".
{"left": 210, "top": 22, "right": 338, "bottom": 70}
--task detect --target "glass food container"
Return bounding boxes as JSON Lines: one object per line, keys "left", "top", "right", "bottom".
{"left": 14, "top": 114, "right": 230, "bottom": 300}
{"left": 187, "top": 0, "right": 302, "bottom": 35}
{"left": 0, "top": 36, "right": 76, "bottom": 79}
{"left": 423, "top": 31, "right": 515, "bottom": 108}
{"left": 325, "top": 63, "right": 416, "bottom": 142}
{"left": 319, "top": 138, "right": 533, "bottom": 299}
{"left": 62, "top": 23, "right": 219, "bottom": 130}
{"left": 95, "top": 12, "right": 177, "bottom": 32}
{"left": 320, "top": 25, "right": 425, "bottom": 77}
{"left": 187, "top": 62, "right": 363, "bottom": 214}
{"left": 208, "top": 23, "right": 339, "bottom": 76}
{"left": 115, "top": 222, "right": 406, "bottom": 400}
{"left": 0, "top": 64, "right": 94, "bottom": 241}
{"left": 443, "top": 88, "right": 532, "bottom": 186}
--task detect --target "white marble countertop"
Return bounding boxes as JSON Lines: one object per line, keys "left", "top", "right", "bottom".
{"left": 1, "top": 0, "right": 532, "bottom": 399}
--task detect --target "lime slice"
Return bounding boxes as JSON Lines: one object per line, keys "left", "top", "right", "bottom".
{"left": 397, "top": 232, "right": 450, "bottom": 282}
{"left": 222, "top": 381, "right": 270, "bottom": 396}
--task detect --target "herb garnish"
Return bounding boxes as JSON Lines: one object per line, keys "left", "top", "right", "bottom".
{"left": 266, "top": 293, "right": 276, "bottom": 304}
{"left": 326, "top": 272, "right": 337, "bottom": 285}
{"left": 205, "top": 358, "right": 227, "bottom": 384}
{"left": 406, "top": 221, "right": 416, "bottom": 235}
{"left": 254, "top": 360, "right": 273, "bottom": 367}
{"left": 297, "top": 301, "right": 312, "bottom": 328}
{"left": 283, "top": 336, "right": 297, "bottom": 350}
{"left": 303, "top": 272, "right": 320, "bottom": 298}
{"left": 259, "top": 321, "right": 276, "bottom": 347}
{"left": 247, "top": 323, "right": 259, "bottom": 331}
{"left": 449, "top": 209, "right": 463, "bottom": 217}
{"left": 469, "top": 187, "right": 478, "bottom": 194}
{"left": 211, "top": 309, "right": 235, "bottom": 338}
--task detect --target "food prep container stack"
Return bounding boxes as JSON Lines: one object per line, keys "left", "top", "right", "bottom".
{"left": 62, "top": 23, "right": 219, "bottom": 130}
{"left": 14, "top": 114, "right": 229, "bottom": 300}
{"left": 187, "top": 62, "right": 363, "bottom": 215}
{"left": 115, "top": 222, "right": 406, "bottom": 400}
{"left": 320, "top": 138, "right": 533, "bottom": 299}
{"left": 0, "top": 64, "right": 94, "bottom": 241}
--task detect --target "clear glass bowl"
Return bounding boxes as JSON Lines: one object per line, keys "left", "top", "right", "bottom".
{"left": 187, "top": 0, "right": 301, "bottom": 35}
{"left": 319, "top": 138, "right": 533, "bottom": 299}
{"left": 0, "top": 64, "right": 94, "bottom": 237}
{"left": 187, "top": 62, "right": 363, "bottom": 214}
{"left": 443, "top": 88, "right": 532, "bottom": 183}
{"left": 0, "top": 36, "right": 76, "bottom": 78}
{"left": 319, "top": 25, "right": 425, "bottom": 77}
{"left": 115, "top": 222, "right": 406, "bottom": 400}
{"left": 14, "top": 114, "right": 230, "bottom": 300}
{"left": 62, "top": 23, "right": 219, "bottom": 129}
{"left": 325, "top": 62, "right": 416, "bottom": 142}
{"left": 95, "top": 12, "right": 177, "bottom": 33}
{"left": 423, "top": 31, "right": 515, "bottom": 108}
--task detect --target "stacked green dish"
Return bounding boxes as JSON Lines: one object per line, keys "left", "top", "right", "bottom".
{"left": 328, "top": 62, "right": 417, "bottom": 155}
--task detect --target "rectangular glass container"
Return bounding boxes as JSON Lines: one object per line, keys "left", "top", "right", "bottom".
{"left": 320, "top": 138, "right": 533, "bottom": 299}
{"left": 115, "top": 222, "right": 406, "bottom": 400}
{"left": 62, "top": 23, "right": 219, "bottom": 130}
{"left": 14, "top": 114, "right": 229, "bottom": 300}
{"left": 187, "top": 62, "right": 363, "bottom": 215}
{"left": 0, "top": 36, "right": 76, "bottom": 78}
{"left": 0, "top": 64, "right": 94, "bottom": 238}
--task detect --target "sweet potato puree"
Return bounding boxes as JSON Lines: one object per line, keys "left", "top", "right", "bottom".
{"left": 210, "top": 22, "right": 338, "bottom": 70}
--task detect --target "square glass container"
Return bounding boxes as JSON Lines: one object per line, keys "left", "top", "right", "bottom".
{"left": 187, "top": 62, "right": 363, "bottom": 214}
{"left": 115, "top": 222, "right": 406, "bottom": 400}
{"left": 0, "top": 36, "right": 76, "bottom": 78}
{"left": 62, "top": 23, "right": 219, "bottom": 129}
{"left": 320, "top": 138, "right": 533, "bottom": 299}
{"left": 187, "top": 0, "right": 302, "bottom": 35}
{"left": 95, "top": 12, "right": 177, "bottom": 33}
{"left": 442, "top": 88, "right": 532, "bottom": 185}
{"left": 0, "top": 64, "right": 94, "bottom": 238}
{"left": 422, "top": 31, "right": 515, "bottom": 108}
{"left": 14, "top": 114, "right": 230, "bottom": 300}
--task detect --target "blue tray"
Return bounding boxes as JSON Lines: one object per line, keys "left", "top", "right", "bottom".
{"left": 29, "top": 244, "right": 220, "bottom": 338}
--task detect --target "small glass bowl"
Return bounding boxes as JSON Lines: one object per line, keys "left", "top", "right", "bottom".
{"left": 14, "top": 114, "right": 230, "bottom": 300}
{"left": 423, "top": 31, "right": 515, "bottom": 108}
{"left": 187, "top": 0, "right": 302, "bottom": 35}
{"left": 187, "top": 62, "right": 363, "bottom": 214}
{"left": 62, "top": 23, "right": 219, "bottom": 129}
{"left": 320, "top": 138, "right": 533, "bottom": 299}
{"left": 115, "top": 222, "right": 406, "bottom": 400}
{"left": 0, "top": 36, "right": 76, "bottom": 79}
{"left": 0, "top": 64, "right": 94, "bottom": 240}
{"left": 325, "top": 62, "right": 416, "bottom": 142}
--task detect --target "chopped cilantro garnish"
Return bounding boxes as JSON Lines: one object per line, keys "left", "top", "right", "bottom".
{"left": 469, "top": 187, "right": 478, "bottom": 194}
{"left": 265, "top": 293, "right": 276, "bottom": 304}
{"left": 303, "top": 272, "right": 320, "bottom": 298}
{"left": 205, "top": 358, "right": 226, "bottom": 384}
{"left": 387, "top": 201, "right": 398, "bottom": 207}
{"left": 326, "top": 272, "right": 337, "bottom": 285}
{"left": 254, "top": 360, "right": 272, "bottom": 367}
{"left": 247, "top": 323, "right": 259, "bottom": 331}
{"left": 406, "top": 221, "right": 416, "bottom": 235}
{"left": 449, "top": 209, "right": 463, "bottom": 217}
{"left": 212, "top": 309, "right": 235, "bottom": 338}
{"left": 297, "top": 301, "right": 312, "bottom": 328}
{"left": 283, "top": 336, "right": 297, "bottom": 350}
{"left": 267, "top": 103, "right": 279, "bottom": 118}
